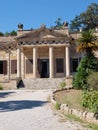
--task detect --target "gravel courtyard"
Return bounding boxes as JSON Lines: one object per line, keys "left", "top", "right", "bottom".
{"left": 0, "top": 89, "right": 90, "bottom": 130}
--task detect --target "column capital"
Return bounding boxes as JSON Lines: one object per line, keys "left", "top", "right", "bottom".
{"left": 66, "top": 44, "right": 70, "bottom": 47}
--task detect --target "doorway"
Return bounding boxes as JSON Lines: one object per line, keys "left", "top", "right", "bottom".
{"left": 39, "top": 59, "right": 49, "bottom": 78}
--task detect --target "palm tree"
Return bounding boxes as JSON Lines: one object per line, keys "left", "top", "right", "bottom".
{"left": 73, "top": 29, "right": 98, "bottom": 90}
{"left": 77, "top": 29, "right": 98, "bottom": 57}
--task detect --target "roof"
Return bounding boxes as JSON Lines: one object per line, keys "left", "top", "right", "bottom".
{"left": 15, "top": 27, "right": 72, "bottom": 45}
{"left": 0, "top": 36, "right": 16, "bottom": 50}
{"left": 0, "top": 36, "right": 15, "bottom": 44}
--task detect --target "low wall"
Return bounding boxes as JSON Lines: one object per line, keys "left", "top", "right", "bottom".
{"left": 51, "top": 89, "right": 98, "bottom": 125}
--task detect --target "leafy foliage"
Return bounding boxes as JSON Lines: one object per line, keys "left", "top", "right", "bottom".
{"left": 73, "top": 56, "right": 89, "bottom": 89}
{"left": 77, "top": 30, "right": 98, "bottom": 57}
{"left": 60, "top": 82, "right": 66, "bottom": 89}
{"left": 0, "top": 84, "right": 3, "bottom": 90}
{"left": 87, "top": 72, "right": 98, "bottom": 90}
{"left": 70, "top": 3, "right": 98, "bottom": 31}
{"left": 51, "top": 18, "right": 63, "bottom": 29}
{"left": 55, "top": 102, "right": 61, "bottom": 110}
{"left": 73, "top": 54, "right": 98, "bottom": 90}
{"left": 10, "top": 30, "right": 17, "bottom": 36}
{"left": 82, "top": 90, "right": 98, "bottom": 113}
{"left": 0, "top": 32, "right": 4, "bottom": 36}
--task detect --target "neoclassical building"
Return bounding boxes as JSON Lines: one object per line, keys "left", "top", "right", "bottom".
{"left": 0, "top": 23, "right": 97, "bottom": 88}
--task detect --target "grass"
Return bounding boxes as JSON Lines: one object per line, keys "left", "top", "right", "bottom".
{"left": 55, "top": 102, "right": 61, "bottom": 110}
{"left": 65, "top": 114, "right": 98, "bottom": 130}
{"left": 54, "top": 89, "right": 98, "bottom": 129}
{"left": 54, "top": 89, "right": 85, "bottom": 110}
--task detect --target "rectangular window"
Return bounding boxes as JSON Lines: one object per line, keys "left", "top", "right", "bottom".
{"left": 71, "top": 59, "right": 78, "bottom": 72}
{"left": 11, "top": 60, "right": 17, "bottom": 74}
{"left": 26, "top": 59, "right": 33, "bottom": 73}
{"left": 0, "top": 60, "right": 7, "bottom": 75}
{"left": 56, "top": 58, "right": 64, "bottom": 73}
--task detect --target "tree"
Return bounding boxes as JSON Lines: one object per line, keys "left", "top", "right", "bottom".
{"left": 73, "top": 54, "right": 98, "bottom": 90}
{"left": 77, "top": 29, "right": 98, "bottom": 57}
{"left": 73, "top": 56, "right": 89, "bottom": 89}
{"left": 73, "top": 30, "right": 98, "bottom": 89}
{"left": 10, "top": 30, "right": 17, "bottom": 36}
{"left": 70, "top": 3, "right": 98, "bottom": 31}
{"left": 0, "top": 32, "right": 4, "bottom": 36}
{"left": 4, "top": 32, "right": 10, "bottom": 37}
{"left": 55, "top": 18, "right": 62, "bottom": 27}
{"left": 52, "top": 18, "right": 63, "bottom": 29}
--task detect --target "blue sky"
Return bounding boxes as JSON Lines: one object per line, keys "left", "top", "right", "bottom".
{"left": 0, "top": 0, "right": 98, "bottom": 32}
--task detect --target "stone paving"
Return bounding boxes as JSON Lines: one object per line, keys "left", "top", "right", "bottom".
{"left": 0, "top": 90, "right": 91, "bottom": 130}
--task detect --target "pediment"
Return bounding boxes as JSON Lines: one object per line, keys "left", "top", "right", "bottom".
{"left": 16, "top": 27, "right": 67, "bottom": 41}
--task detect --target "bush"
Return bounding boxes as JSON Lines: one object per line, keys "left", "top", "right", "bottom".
{"left": 73, "top": 54, "right": 98, "bottom": 90}
{"left": 55, "top": 102, "right": 61, "bottom": 110}
{"left": 0, "top": 32, "right": 4, "bottom": 36}
{"left": 60, "top": 82, "right": 66, "bottom": 89}
{"left": 10, "top": 30, "right": 17, "bottom": 36}
{"left": 73, "top": 56, "right": 89, "bottom": 90}
{"left": 87, "top": 72, "right": 98, "bottom": 90}
{"left": 82, "top": 90, "right": 98, "bottom": 113}
{"left": 0, "top": 84, "right": 3, "bottom": 90}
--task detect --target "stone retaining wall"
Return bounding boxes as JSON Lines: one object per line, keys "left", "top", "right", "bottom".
{"left": 51, "top": 89, "right": 98, "bottom": 125}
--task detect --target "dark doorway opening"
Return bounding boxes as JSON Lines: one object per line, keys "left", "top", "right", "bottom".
{"left": 72, "top": 59, "right": 78, "bottom": 72}
{"left": 39, "top": 59, "right": 49, "bottom": 78}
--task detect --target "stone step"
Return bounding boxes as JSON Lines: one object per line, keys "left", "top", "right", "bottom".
{"left": 0, "top": 80, "right": 17, "bottom": 90}
{"left": 18, "top": 78, "right": 66, "bottom": 89}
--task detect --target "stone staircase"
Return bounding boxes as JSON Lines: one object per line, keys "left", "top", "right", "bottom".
{"left": 18, "top": 78, "right": 66, "bottom": 89}
{"left": 0, "top": 80, "right": 17, "bottom": 90}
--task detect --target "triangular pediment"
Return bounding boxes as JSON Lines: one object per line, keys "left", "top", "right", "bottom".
{"left": 16, "top": 27, "right": 67, "bottom": 40}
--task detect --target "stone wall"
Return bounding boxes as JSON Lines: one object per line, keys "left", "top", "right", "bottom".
{"left": 51, "top": 89, "right": 98, "bottom": 125}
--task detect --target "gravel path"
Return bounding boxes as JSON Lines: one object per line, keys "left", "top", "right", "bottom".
{"left": 0, "top": 90, "right": 90, "bottom": 130}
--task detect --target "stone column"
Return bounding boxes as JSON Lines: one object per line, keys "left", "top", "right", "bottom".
{"left": 33, "top": 46, "right": 37, "bottom": 78}
{"left": 21, "top": 50, "right": 25, "bottom": 79}
{"left": 17, "top": 47, "right": 21, "bottom": 78}
{"left": 65, "top": 45, "right": 70, "bottom": 77}
{"left": 8, "top": 50, "right": 11, "bottom": 80}
{"left": 49, "top": 46, "right": 54, "bottom": 78}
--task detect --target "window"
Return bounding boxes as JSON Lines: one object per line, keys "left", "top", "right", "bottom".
{"left": 26, "top": 59, "right": 33, "bottom": 73}
{"left": 56, "top": 58, "right": 64, "bottom": 73}
{"left": 11, "top": 60, "right": 17, "bottom": 74}
{"left": 0, "top": 60, "right": 7, "bottom": 75}
{"left": 71, "top": 59, "right": 78, "bottom": 72}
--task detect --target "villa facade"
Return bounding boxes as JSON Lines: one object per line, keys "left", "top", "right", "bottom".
{"left": 0, "top": 23, "right": 97, "bottom": 88}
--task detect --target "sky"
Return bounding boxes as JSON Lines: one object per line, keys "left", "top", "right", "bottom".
{"left": 0, "top": 0, "right": 98, "bottom": 33}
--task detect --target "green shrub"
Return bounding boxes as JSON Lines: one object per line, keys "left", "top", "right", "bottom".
{"left": 0, "top": 84, "right": 3, "bottom": 90}
{"left": 73, "top": 54, "right": 98, "bottom": 90}
{"left": 60, "top": 82, "right": 66, "bottom": 89}
{"left": 87, "top": 72, "right": 98, "bottom": 90}
{"left": 0, "top": 32, "right": 4, "bottom": 36}
{"left": 73, "top": 56, "right": 89, "bottom": 90}
{"left": 82, "top": 90, "right": 98, "bottom": 113}
{"left": 55, "top": 102, "right": 61, "bottom": 110}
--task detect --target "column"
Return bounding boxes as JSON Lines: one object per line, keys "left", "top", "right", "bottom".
{"left": 21, "top": 51, "right": 25, "bottom": 79}
{"left": 8, "top": 50, "right": 11, "bottom": 80}
{"left": 17, "top": 47, "right": 21, "bottom": 77}
{"left": 33, "top": 46, "right": 37, "bottom": 78}
{"left": 49, "top": 46, "right": 54, "bottom": 78}
{"left": 65, "top": 45, "right": 70, "bottom": 76}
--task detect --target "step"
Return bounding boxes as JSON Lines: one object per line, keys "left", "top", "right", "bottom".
{"left": 18, "top": 78, "right": 66, "bottom": 89}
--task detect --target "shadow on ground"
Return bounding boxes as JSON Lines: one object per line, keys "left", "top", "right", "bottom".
{"left": 0, "top": 92, "right": 15, "bottom": 98}
{"left": 0, "top": 100, "right": 48, "bottom": 112}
